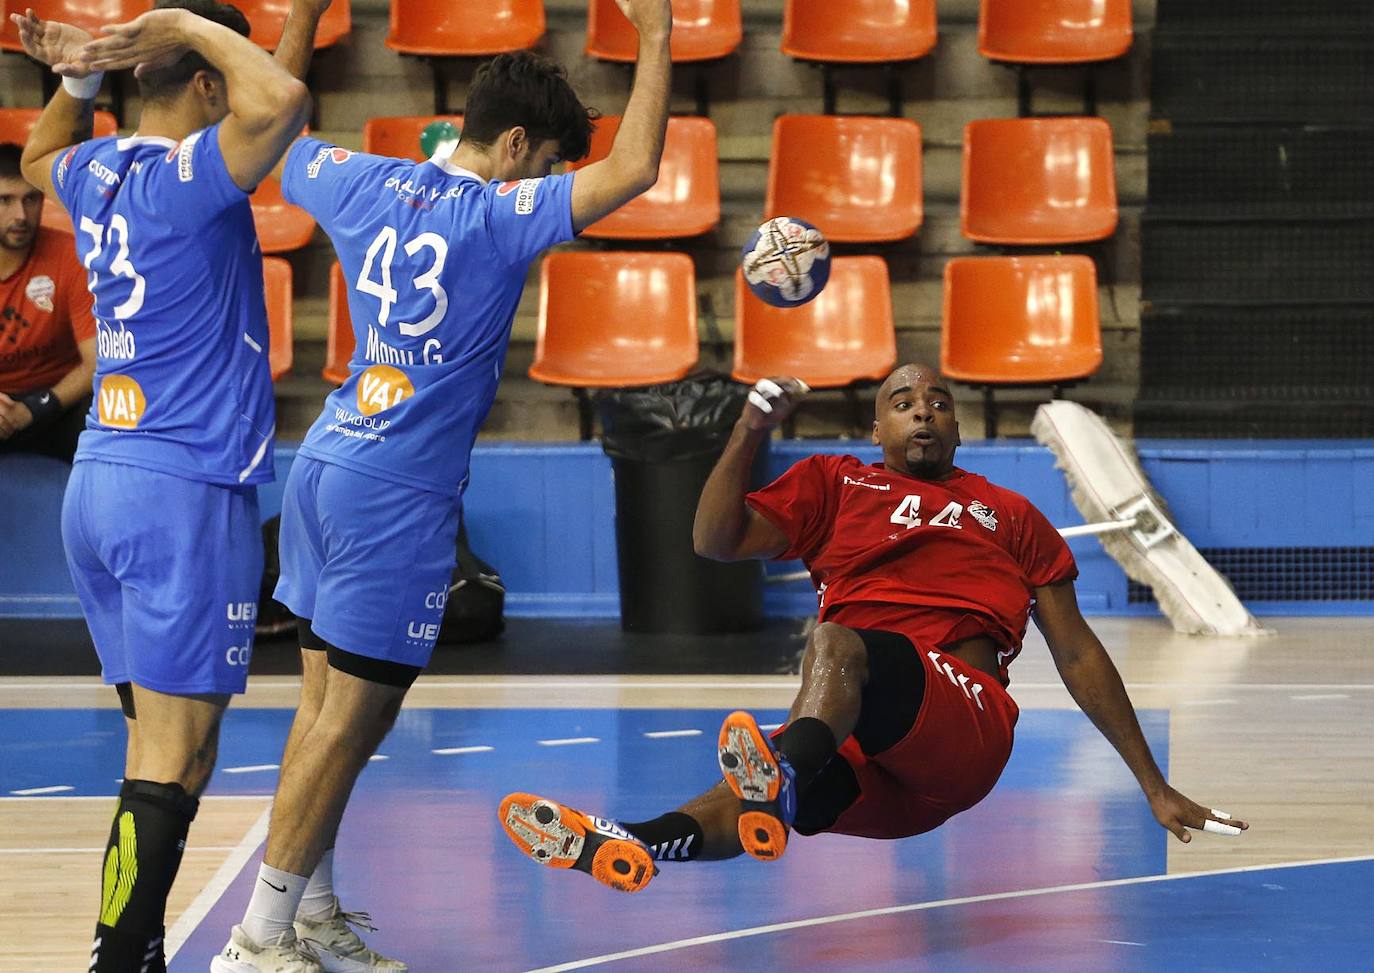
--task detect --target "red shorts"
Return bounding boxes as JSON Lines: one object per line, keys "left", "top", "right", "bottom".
{"left": 818, "top": 643, "right": 1018, "bottom": 840}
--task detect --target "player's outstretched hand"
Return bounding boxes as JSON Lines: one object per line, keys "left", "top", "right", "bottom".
{"left": 613, "top": 0, "right": 672, "bottom": 39}
{"left": 742, "top": 377, "right": 809, "bottom": 431}
{"left": 10, "top": 9, "right": 95, "bottom": 76}
{"left": 1149, "top": 784, "right": 1248, "bottom": 843}
{"left": 80, "top": 9, "right": 191, "bottom": 76}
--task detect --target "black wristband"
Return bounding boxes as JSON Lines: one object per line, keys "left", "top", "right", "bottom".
{"left": 18, "top": 388, "right": 63, "bottom": 429}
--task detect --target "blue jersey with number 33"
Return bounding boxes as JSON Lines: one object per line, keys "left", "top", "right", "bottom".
{"left": 282, "top": 137, "right": 576, "bottom": 497}
{"left": 50, "top": 126, "right": 275, "bottom": 485}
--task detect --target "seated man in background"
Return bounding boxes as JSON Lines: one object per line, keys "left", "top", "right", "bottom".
{"left": 0, "top": 142, "right": 96, "bottom": 461}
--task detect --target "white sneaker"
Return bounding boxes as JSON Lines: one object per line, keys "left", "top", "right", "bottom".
{"left": 294, "top": 898, "right": 407, "bottom": 972}
{"left": 211, "top": 925, "right": 322, "bottom": 973}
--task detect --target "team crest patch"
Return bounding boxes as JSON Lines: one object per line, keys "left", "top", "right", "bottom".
{"left": 328, "top": 147, "right": 353, "bottom": 165}
{"left": 25, "top": 275, "right": 55, "bottom": 313}
{"left": 495, "top": 180, "right": 519, "bottom": 196}
{"left": 969, "top": 501, "right": 998, "bottom": 532}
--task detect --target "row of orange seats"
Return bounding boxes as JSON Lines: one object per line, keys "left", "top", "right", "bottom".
{"left": 322, "top": 252, "right": 1101, "bottom": 398}
{"left": 2, "top": 0, "right": 1133, "bottom": 67}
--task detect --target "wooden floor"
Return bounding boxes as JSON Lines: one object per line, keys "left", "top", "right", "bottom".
{"left": 1, "top": 616, "right": 1372, "bottom": 970}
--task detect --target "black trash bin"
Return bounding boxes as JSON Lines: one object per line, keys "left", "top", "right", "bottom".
{"left": 595, "top": 377, "right": 768, "bottom": 635}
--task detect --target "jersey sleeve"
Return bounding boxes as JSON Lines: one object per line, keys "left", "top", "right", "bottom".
{"left": 280, "top": 136, "right": 375, "bottom": 230}
{"left": 136, "top": 124, "right": 247, "bottom": 230}
{"left": 50, "top": 141, "right": 94, "bottom": 219}
{"left": 484, "top": 172, "right": 576, "bottom": 266}
{"left": 746, "top": 454, "right": 844, "bottom": 562}
{"left": 1012, "top": 496, "right": 1079, "bottom": 587}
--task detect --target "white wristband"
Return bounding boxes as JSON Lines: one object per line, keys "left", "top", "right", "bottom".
{"left": 62, "top": 72, "right": 104, "bottom": 100}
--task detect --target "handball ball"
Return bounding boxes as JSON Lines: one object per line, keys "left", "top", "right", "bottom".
{"left": 741, "top": 216, "right": 831, "bottom": 308}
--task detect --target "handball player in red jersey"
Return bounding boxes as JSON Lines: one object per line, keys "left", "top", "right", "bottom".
{"left": 500, "top": 363, "right": 1248, "bottom": 891}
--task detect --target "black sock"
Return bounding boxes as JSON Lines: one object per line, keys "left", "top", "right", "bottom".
{"left": 89, "top": 780, "right": 198, "bottom": 973}
{"left": 775, "top": 717, "right": 838, "bottom": 789}
{"left": 622, "top": 812, "right": 705, "bottom": 862}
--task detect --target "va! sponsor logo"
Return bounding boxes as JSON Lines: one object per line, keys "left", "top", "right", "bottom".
{"left": 98, "top": 374, "right": 145, "bottom": 429}
{"left": 356, "top": 364, "right": 414, "bottom": 417}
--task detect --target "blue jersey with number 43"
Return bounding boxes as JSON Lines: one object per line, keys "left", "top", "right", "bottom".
{"left": 282, "top": 136, "right": 576, "bottom": 497}
{"left": 50, "top": 126, "right": 275, "bottom": 485}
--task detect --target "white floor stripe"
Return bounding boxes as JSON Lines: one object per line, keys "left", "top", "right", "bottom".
{"left": 758, "top": 723, "right": 783, "bottom": 731}
{"left": 165, "top": 802, "right": 272, "bottom": 961}
{"left": 221, "top": 764, "right": 279, "bottom": 774}
{"left": 538, "top": 737, "right": 600, "bottom": 747}
{"left": 1179, "top": 699, "right": 1238, "bottom": 706}
{"left": 1098, "top": 940, "right": 1146, "bottom": 946}
{"left": 368, "top": 754, "right": 389, "bottom": 762}
{"left": 643, "top": 729, "right": 702, "bottom": 739}
{"left": 1, "top": 794, "right": 267, "bottom": 802}
{"left": 522, "top": 854, "right": 1374, "bottom": 973}
{"left": 1290, "top": 693, "right": 1351, "bottom": 701}
{"left": 9, "top": 785, "right": 73, "bottom": 795}
{"left": 1, "top": 845, "right": 240, "bottom": 854}
{"left": 432, "top": 746, "right": 494, "bottom": 755}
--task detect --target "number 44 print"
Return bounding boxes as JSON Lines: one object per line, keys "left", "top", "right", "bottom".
{"left": 889, "top": 495, "right": 964, "bottom": 530}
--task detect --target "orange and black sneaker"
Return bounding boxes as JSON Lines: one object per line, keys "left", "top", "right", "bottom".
{"left": 718, "top": 710, "right": 798, "bottom": 862}
{"left": 498, "top": 793, "right": 657, "bottom": 894}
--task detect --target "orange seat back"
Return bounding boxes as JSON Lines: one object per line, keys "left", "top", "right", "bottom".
{"left": 0, "top": 109, "right": 120, "bottom": 233}
{"left": 961, "top": 117, "right": 1117, "bottom": 244}
{"left": 324, "top": 262, "right": 355, "bottom": 386}
{"left": 767, "top": 115, "right": 922, "bottom": 243}
{"left": 250, "top": 177, "right": 317, "bottom": 253}
{"left": 586, "top": 0, "right": 740, "bottom": 62}
{"left": 941, "top": 255, "right": 1102, "bottom": 384}
{"left": 2, "top": 0, "right": 151, "bottom": 51}
{"left": 564, "top": 116, "right": 719, "bottom": 239}
{"left": 261, "top": 257, "right": 293, "bottom": 381}
{"left": 386, "top": 0, "right": 543, "bottom": 56}
{"left": 363, "top": 115, "right": 465, "bottom": 162}
{"left": 733, "top": 256, "right": 896, "bottom": 388}
{"left": 978, "top": 0, "right": 1132, "bottom": 63}
{"left": 782, "top": 0, "right": 936, "bottom": 63}
{"left": 531, "top": 252, "right": 698, "bottom": 387}
{"left": 236, "top": 0, "right": 350, "bottom": 49}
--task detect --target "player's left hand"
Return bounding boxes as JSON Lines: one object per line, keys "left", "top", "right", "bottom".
{"left": 9, "top": 9, "right": 95, "bottom": 76}
{"left": 0, "top": 393, "right": 33, "bottom": 439}
{"left": 1148, "top": 784, "right": 1248, "bottom": 842}
{"left": 80, "top": 9, "right": 191, "bottom": 76}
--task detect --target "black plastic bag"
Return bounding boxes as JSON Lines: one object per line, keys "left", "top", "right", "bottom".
{"left": 594, "top": 375, "right": 749, "bottom": 464}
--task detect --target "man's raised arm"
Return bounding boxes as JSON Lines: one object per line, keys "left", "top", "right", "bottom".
{"left": 10, "top": 11, "right": 100, "bottom": 198}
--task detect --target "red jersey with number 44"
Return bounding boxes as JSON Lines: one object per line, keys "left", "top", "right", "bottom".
{"left": 746, "top": 454, "right": 1077, "bottom": 684}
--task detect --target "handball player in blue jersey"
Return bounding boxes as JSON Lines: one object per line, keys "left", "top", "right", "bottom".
{"left": 202, "top": 0, "right": 676, "bottom": 968}
{"left": 11, "top": 0, "right": 313, "bottom": 969}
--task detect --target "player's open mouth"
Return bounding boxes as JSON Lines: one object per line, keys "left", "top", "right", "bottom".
{"left": 910, "top": 431, "right": 936, "bottom": 444}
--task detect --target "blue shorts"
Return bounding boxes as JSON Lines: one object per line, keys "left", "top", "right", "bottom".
{"left": 274, "top": 456, "right": 460, "bottom": 670}
{"left": 62, "top": 460, "right": 263, "bottom": 695}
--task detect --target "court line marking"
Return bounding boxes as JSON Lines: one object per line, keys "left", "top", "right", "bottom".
{"left": 0, "top": 845, "right": 240, "bottom": 854}
{"left": 166, "top": 801, "right": 272, "bottom": 960}
{"left": 1, "top": 794, "right": 269, "bottom": 802}
{"left": 643, "top": 730, "right": 703, "bottom": 739}
{"left": 433, "top": 745, "right": 494, "bottom": 755}
{"left": 1291, "top": 693, "right": 1351, "bottom": 701}
{"left": 522, "top": 854, "right": 1374, "bottom": 973}
{"left": 538, "top": 737, "right": 601, "bottom": 747}
{"left": 222, "top": 764, "right": 279, "bottom": 774}
{"left": 9, "top": 784, "right": 73, "bottom": 795}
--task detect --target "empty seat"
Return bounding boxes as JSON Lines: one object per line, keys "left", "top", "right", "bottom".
{"left": 0, "top": 108, "right": 119, "bottom": 233}
{"left": 766, "top": 115, "right": 922, "bottom": 243}
{"left": 733, "top": 256, "right": 896, "bottom": 387}
{"left": 262, "top": 256, "right": 293, "bottom": 381}
{"left": 978, "top": 0, "right": 1132, "bottom": 63}
{"left": 323, "top": 261, "right": 355, "bottom": 386}
{"left": 363, "top": 115, "right": 464, "bottom": 161}
{"left": 781, "top": 0, "right": 936, "bottom": 63}
{"left": 236, "top": 0, "right": 350, "bottom": 49}
{"left": 586, "top": 0, "right": 740, "bottom": 62}
{"left": 386, "top": 0, "right": 543, "bottom": 56}
{"left": 530, "top": 252, "right": 698, "bottom": 387}
{"left": 961, "top": 116, "right": 1117, "bottom": 245}
{"left": 1, "top": 0, "right": 151, "bottom": 52}
{"left": 250, "top": 177, "right": 316, "bottom": 254}
{"left": 564, "top": 116, "right": 719, "bottom": 239}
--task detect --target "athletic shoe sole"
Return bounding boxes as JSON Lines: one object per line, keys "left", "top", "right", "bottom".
{"left": 499, "top": 793, "right": 655, "bottom": 893}
{"left": 718, "top": 710, "right": 790, "bottom": 861}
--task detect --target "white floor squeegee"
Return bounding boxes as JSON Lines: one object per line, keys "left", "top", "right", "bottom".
{"left": 1031, "top": 400, "right": 1269, "bottom": 637}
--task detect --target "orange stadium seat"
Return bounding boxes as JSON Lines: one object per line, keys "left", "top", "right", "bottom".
{"left": 530, "top": 252, "right": 698, "bottom": 388}
{"left": 781, "top": 0, "right": 936, "bottom": 63}
{"left": 978, "top": 0, "right": 1132, "bottom": 64}
{"left": 363, "top": 115, "right": 465, "bottom": 161}
{"left": 586, "top": 0, "right": 740, "bottom": 62}
{"left": 262, "top": 256, "right": 294, "bottom": 381}
{"left": 1, "top": 0, "right": 151, "bottom": 52}
{"left": 236, "top": 0, "right": 350, "bottom": 49}
{"left": 250, "top": 177, "right": 316, "bottom": 254}
{"left": 733, "top": 256, "right": 896, "bottom": 388}
{"left": 386, "top": 0, "right": 543, "bottom": 57}
{"left": 961, "top": 116, "right": 1117, "bottom": 245}
{"left": 564, "top": 116, "right": 719, "bottom": 239}
{"left": 0, "top": 109, "right": 119, "bottom": 233}
{"left": 323, "top": 261, "right": 355, "bottom": 386}
{"left": 942, "top": 255, "right": 1101, "bottom": 435}
{"left": 766, "top": 115, "right": 922, "bottom": 243}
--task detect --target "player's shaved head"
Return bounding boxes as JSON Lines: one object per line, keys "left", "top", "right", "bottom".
{"left": 872, "top": 363, "right": 960, "bottom": 480}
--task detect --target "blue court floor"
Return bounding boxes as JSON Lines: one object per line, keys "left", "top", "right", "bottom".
{"left": 3, "top": 706, "right": 1371, "bottom": 971}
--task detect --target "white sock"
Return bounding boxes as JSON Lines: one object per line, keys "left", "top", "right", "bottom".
{"left": 241, "top": 863, "right": 308, "bottom": 948}
{"left": 297, "top": 847, "right": 336, "bottom": 921}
